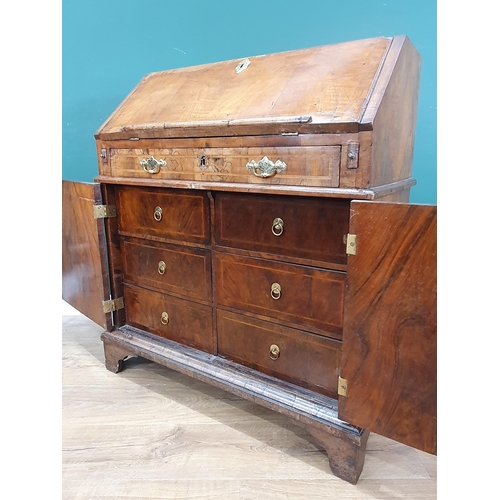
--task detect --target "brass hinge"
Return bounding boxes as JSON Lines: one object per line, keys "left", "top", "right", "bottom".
{"left": 338, "top": 376, "right": 348, "bottom": 397}
{"left": 102, "top": 297, "right": 124, "bottom": 313}
{"left": 346, "top": 233, "right": 357, "bottom": 255}
{"left": 93, "top": 204, "right": 117, "bottom": 219}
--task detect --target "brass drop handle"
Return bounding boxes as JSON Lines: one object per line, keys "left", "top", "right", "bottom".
{"left": 161, "top": 312, "right": 169, "bottom": 325}
{"left": 269, "top": 344, "right": 280, "bottom": 360}
{"left": 154, "top": 206, "right": 162, "bottom": 222}
{"left": 271, "top": 282, "right": 281, "bottom": 300}
{"left": 140, "top": 156, "right": 166, "bottom": 174}
{"left": 272, "top": 218, "right": 284, "bottom": 236}
{"left": 158, "top": 261, "right": 166, "bottom": 275}
{"left": 246, "top": 156, "right": 287, "bottom": 178}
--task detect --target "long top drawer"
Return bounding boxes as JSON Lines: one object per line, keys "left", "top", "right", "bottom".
{"left": 108, "top": 146, "right": 341, "bottom": 188}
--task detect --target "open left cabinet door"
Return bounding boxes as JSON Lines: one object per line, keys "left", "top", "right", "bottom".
{"left": 62, "top": 180, "right": 111, "bottom": 330}
{"left": 339, "top": 200, "right": 437, "bottom": 455}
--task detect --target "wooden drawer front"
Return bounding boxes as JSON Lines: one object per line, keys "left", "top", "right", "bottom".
{"left": 214, "top": 253, "right": 345, "bottom": 340}
{"left": 124, "top": 285, "right": 213, "bottom": 352}
{"left": 215, "top": 192, "right": 350, "bottom": 265}
{"left": 122, "top": 239, "right": 211, "bottom": 302}
{"left": 116, "top": 186, "right": 210, "bottom": 244}
{"left": 217, "top": 310, "right": 341, "bottom": 398}
{"left": 109, "top": 146, "right": 340, "bottom": 187}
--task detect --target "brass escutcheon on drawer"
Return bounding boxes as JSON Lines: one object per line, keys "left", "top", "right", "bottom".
{"left": 271, "top": 282, "right": 282, "bottom": 300}
{"left": 269, "top": 344, "right": 280, "bottom": 360}
{"left": 161, "top": 311, "right": 169, "bottom": 325}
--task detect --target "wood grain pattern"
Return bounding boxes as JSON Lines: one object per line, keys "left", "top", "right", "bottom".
{"left": 339, "top": 201, "right": 437, "bottom": 455}
{"left": 108, "top": 146, "right": 341, "bottom": 187}
{"left": 62, "top": 180, "right": 110, "bottom": 329}
{"left": 98, "top": 132, "right": 357, "bottom": 151}
{"left": 215, "top": 192, "right": 350, "bottom": 265}
{"left": 216, "top": 310, "right": 342, "bottom": 398}
{"left": 98, "top": 175, "right": 386, "bottom": 200}
{"left": 122, "top": 237, "right": 211, "bottom": 303}
{"left": 365, "top": 36, "right": 422, "bottom": 187}
{"left": 214, "top": 253, "right": 345, "bottom": 339}
{"left": 62, "top": 309, "right": 437, "bottom": 498}
{"left": 95, "top": 37, "right": 392, "bottom": 140}
{"left": 124, "top": 284, "right": 214, "bottom": 353}
{"left": 116, "top": 185, "right": 210, "bottom": 244}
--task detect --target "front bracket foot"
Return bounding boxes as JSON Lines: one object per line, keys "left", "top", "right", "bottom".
{"left": 305, "top": 424, "right": 369, "bottom": 484}
{"left": 102, "top": 336, "right": 131, "bottom": 373}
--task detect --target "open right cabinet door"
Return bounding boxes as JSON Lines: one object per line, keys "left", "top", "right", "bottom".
{"left": 339, "top": 200, "right": 437, "bottom": 455}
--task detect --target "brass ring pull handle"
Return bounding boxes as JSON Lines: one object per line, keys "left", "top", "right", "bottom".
{"left": 161, "top": 312, "right": 169, "bottom": 325}
{"left": 271, "top": 282, "right": 281, "bottom": 300}
{"left": 158, "top": 261, "right": 166, "bottom": 275}
{"left": 272, "top": 218, "right": 284, "bottom": 236}
{"left": 154, "top": 206, "right": 162, "bottom": 222}
{"left": 140, "top": 156, "right": 166, "bottom": 174}
{"left": 269, "top": 344, "right": 280, "bottom": 360}
{"left": 246, "top": 156, "right": 287, "bottom": 178}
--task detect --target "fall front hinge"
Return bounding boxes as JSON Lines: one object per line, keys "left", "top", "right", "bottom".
{"left": 93, "top": 205, "right": 117, "bottom": 219}
{"left": 102, "top": 297, "right": 124, "bottom": 313}
{"left": 338, "top": 376, "right": 348, "bottom": 397}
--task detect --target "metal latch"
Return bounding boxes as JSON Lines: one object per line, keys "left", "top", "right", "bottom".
{"left": 93, "top": 205, "right": 117, "bottom": 219}
{"left": 102, "top": 297, "right": 124, "bottom": 313}
{"left": 346, "top": 142, "right": 359, "bottom": 169}
{"left": 338, "top": 376, "right": 348, "bottom": 397}
{"left": 346, "top": 234, "right": 357, "bottom": 255}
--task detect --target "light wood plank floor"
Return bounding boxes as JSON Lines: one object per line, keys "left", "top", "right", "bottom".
{"left": 62, "top": 309, "right": 437, "bottom": 500}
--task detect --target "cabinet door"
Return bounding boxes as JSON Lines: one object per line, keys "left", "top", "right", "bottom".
{"left": 62, "top": 180, "right": 111, "bottom": 329}
{"left": 339, "top": 201, "right": 436, "bottom": 455}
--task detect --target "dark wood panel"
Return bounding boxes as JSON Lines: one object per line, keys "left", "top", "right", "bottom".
{"left": 116, "top": 186, "right": 210, "bottom": 244}
{"left": 217, "top": 310, "right": 342, "bottom": 398}
{"left": 339, "top": 201, "right": 436, "bottom": 455}
{"left": 124, "top": 285, "right": 213, "bottom": 353}
{"left": 62, "top": 181, "right": 109, "bottom": 329}
{"left": 122, "top": 238, "right": 211, "bottom": 302}
{"left": 215, "top": 192, "right": 350, "bottom": 265}
{"left": 214, "top": 253, "right": 345, "bottom": 340}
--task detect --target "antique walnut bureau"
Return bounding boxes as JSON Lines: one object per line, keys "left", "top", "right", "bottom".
{"left": 62, "top": 35, "right": 437, "bottom": 484}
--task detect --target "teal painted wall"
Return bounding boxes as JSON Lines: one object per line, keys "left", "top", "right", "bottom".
{"left": 63, "top": 0, "right": 436, "bottom": 204}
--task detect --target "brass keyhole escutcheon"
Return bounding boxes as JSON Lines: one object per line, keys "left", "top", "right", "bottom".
{"left": 161, "top": 312, "right": 169, "bottom": 325}
{"left": 158, "top": 261, "right": 166, "bottom": 275}
{"left": 269, "top": 344, "right": 280, "bottom": 360}
{"left": 154, "top": 206, "right": 162, "bottom": 222}
{"left": 272, "top": 217, "right": 284, "bottom": 236}
{"left": 271, "top": 282, "right": 281, "bottom": 300}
